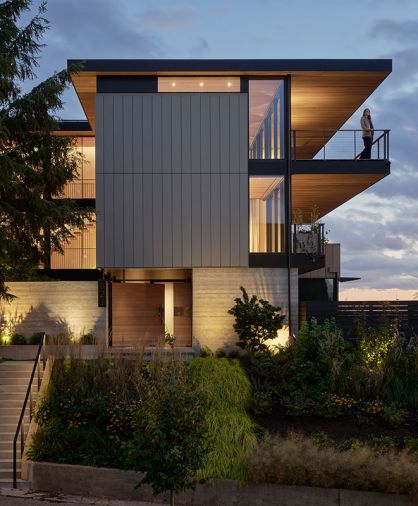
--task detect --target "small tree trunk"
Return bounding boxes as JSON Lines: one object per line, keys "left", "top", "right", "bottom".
{"left": 170, "top": 490, "right": 174, "bottom": 506}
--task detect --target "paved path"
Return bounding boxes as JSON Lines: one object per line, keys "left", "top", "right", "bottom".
{"left": 0, "top": 489, "right": 162, "bottom": 506}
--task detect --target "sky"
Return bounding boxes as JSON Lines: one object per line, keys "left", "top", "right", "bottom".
{"left": 23, "top": 0, "right": 418, "bottom": 300}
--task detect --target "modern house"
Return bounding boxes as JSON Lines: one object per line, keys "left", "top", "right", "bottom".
{"left": 1, "top": 59, "right": 392, "bottom": 351}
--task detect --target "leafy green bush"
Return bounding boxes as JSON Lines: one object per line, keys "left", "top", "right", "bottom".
{"left": 29, "top": 332, "right": 45, "bottom": 345}
{"left": 10, "top": 333, "right": 27, "bottom": 345}
{"left": 123, "top": 361, "right": 208, "bottom": 504}
{"left": 188, "top": 357, "right": 259, "bottom": 481}
{"left": 381, "top": 404, "right": 409, "bottom": 427}
{"left": 367, "top": 435, "right": 396, "bottom": 453}
{"left": 80, "top": 332, "right": 96, "bottom": 345}
{"left": 228, "top": 287, "right": 285, "bottom": 353}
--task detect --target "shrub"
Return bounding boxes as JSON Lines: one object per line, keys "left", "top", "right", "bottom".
{"left": 188, "top": 357, "right": 259, "bottom": 481}
{"left": 80, "top": 332, "right": 96, "bottom": 345}
{"left": 367, "top": 435, "right": 396, "bottom": 452}
{"left": 228, "top": 287, "right": 285, "bottom": 353}
{"left": 381, "top": 404, "right": 409, "bottom": 427}
{"left": 124, "top": 361, "right": 208, "bottom": 506}
{"left": 29, "top": 332, "right": 45, "bottom": 345}
{"left": 246, "top": 434, "right": 418, "bottom": 500}
{"left": 404, "top": 437, "right": 418, "bottom": 452}
{"left": 9, "top": 333, "right": 27, "bottom": 345}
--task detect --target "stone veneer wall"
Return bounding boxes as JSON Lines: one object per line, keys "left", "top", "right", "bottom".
{"left": 0, "top": 282, "right": 106, "bottom": 343}
{"left": 192, "top": 268, "right": 298, "bottom": 351}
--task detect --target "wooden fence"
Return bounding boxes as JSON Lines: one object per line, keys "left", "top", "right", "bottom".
{"left": 299, "top": 300, "right": 418, "bottom": 340}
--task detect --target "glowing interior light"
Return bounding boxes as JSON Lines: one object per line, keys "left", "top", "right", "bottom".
{"left": 227, "top": 82, "right": 232, "bottom": 87}
{"left": 199, "top": 82, "right": 204, "bottom": 87}
{"left": 171, "top": 82, "right": 176, "bottom": 87}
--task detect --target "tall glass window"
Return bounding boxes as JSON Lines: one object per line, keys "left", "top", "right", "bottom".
{"left": 249, "top": 176, "right": 285, "bottom": 253}
{"left": 60, "top": 137, "right": 95, "bottom": 199}
{"left": 50, "top": 217, "right": 96, "bottom": 269}
{"left": 249, "top": 80, "right": 284, "bottom": 159}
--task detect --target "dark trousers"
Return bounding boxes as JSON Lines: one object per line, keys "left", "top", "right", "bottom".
{"left": 359, "top": 136, "right": 372, "bottom": 159}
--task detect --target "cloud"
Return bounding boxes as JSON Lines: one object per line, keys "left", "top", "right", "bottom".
{"left": 189, "top": 38, "right": 209, "bottom": 57}
{"left": 139, "top": 6, "right": 195, "bottom": 29}
{"left": 370, "top": 19, "right": 418, "bottom": 44}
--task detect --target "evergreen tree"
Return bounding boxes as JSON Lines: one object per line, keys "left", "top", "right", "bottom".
{"left": 0, "top": 0, "right": 90, "bottom": 300}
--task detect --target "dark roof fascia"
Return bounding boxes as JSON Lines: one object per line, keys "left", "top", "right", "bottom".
{"left": 57, "top": 120, "right": 92, "bottom": 132}
{"left": 67, "top": 59, "right": 392, "bottom": 74}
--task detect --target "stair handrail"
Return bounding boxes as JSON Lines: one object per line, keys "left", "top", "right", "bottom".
{"left": 13, "top": 333, "right": 46, "bottom": 488}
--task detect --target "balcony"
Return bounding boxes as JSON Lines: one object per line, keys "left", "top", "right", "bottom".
{"left": 290, "top": 129, "right": 390, "bottom": 221}
{"left": 291, "top": 129, "right": 390, "bottom": 161}
{"left": 59, "top": 179, "right": 96, "bottom": 199}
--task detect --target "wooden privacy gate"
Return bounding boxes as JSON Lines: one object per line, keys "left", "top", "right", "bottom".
{"left": 111, "top": 282, "right": 192, "bottom": 348}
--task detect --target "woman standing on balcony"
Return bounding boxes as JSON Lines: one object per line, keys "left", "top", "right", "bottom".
{"left": 359, "top": 108, "right": 374, "bottom": 159}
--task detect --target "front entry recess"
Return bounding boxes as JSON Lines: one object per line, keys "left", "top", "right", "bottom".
{"left": 112, "top": 283, "right": 165, "bottom": 348}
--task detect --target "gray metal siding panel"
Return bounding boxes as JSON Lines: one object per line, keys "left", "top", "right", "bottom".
{"left": 239, "top": 95, "right": 248, "bottom": 173}
{"left": 181, "top": 173, "right": 192, "bottom": 266}
{"left": 210, "top": 95, "right": 220, "bottom": 173}
{"left": 229, "top": 95, "right": 240, "bottom": 174}
{"left": 113, "top": 175, "right": 124, "bottom": 266}
{"left": 200, "top": 95, "right": 211, "bottom": 173}
{"left": 152, "top": 173, "right": 163, "bottom": 267}
{"left": 161, "top": 95, "right": 172, "bottom": 174}
{"left": 152, "top": 95, "right": 162, "bottom": 173}
{"left": 239, "top": 173, "right": 249, "bottom": 265}
{"left": 143, "top": 173, "right": 153, "bottom": 266}
{"left": 191, "top": 174, "right": 201, "bottom": 265}
{"left": 142, "top": 95, "right": 153, "bottom": 172}
{"left": 191, "top": 95, "right": 201, "bottom": 173}
{"left": 172, "top": 174, "right": 182, "bottom": 266}
{"left": 210, "top": 173, "right": 221, "bottom": 267}
{"left": 103, "top": 95, "right": 113, "bottom": 174}
{"left": 113, "top": 95, "right": 123, "bottom": 173}
{"left": 123, "top": 173, "right": 134, "bottom": 267}
{"left": 162, "top": 174, "right": 173, "bottom": 267}
{"left": 123, "top": 96, "right": 133, "bottom": 174}
{"left": 133, "top": 174, "right": 144, "bottom": 265}
{"left": 230, "top": 173, "right": 240, "bottom": 266}
{"left": 219, "top": 95, "right": 230, "bottom": 173}
{"left": 96, "top": 174, "right": 105, "bottom": 267}
{"left": 132, "top": 96, "right": 143, "bottom": 173}
{"left": 96, "top": 92, "right": 249, "bottom": 269}
{"left": 201, "top": 173, "right": 211, "bottom": 265}
{"left": 171, "top": 95, "right": 182, "bottom": 173}
{"left": 220, "top": 173, "right": 231, "bottom": 266}
{"left": 181, "top": 95, "right": 191, "bottom": 173}
{"left": 103, "top": 173, "right": 114, "bottom": 266}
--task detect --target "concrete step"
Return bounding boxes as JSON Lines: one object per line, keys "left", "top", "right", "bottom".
{"left": 0, "top": 384, "right": 39, "bottom": 393}
{"left": 0, "top": 369, "right": 34, "bottom": 378}
{"left": 0, "top": 376, "right": 41, "bottom": 386}
{"left": 0, "top": 478, "right": 29, "bottom": 489}
{"left": 0, "top": 460, "right": 21, "bottom": 471}
{"left": 0, "top": 469, "right": 17, "bottom": 479}
{"left": 0, "top": 415, "right": 30, "bottom": 425}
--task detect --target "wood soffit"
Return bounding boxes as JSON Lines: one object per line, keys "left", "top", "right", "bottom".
{"left": 68, "top": 69, "right": 390, "bottom": 138}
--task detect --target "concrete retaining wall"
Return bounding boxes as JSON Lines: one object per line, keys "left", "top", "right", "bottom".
{"left": 28, "top": 461, "right": 414, "bottom": 506}
{"left": 192, "top": 267, "right": 298, "bottom": 351}
{"left": 0, "top": 282, "right": 106, "bottom": 344}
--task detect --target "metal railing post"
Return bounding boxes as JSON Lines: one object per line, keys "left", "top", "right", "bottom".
{"left": 12, "top": 332, "right": 46, "bottom": 488}
{"left": 354, "top": 130, "right": 356, "bottom": 158}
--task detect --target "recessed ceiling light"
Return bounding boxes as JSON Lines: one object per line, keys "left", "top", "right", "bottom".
{"left": 227, "top": 81, "right": 232, "bottom": 87}
{"left": 199, "top": 82, "right": 204, "bottom": 87}
{"left": 171, "top": 82, "right": 176, "bottom": 87}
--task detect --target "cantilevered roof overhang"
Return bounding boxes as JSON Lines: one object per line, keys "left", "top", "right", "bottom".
{"left": 67, "top": 59, "right": 392, "bottom": 136}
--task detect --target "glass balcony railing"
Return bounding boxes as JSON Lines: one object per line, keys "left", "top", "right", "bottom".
{"left": 291, "top": 129, "right": 390, "bottom": 161}
{"left": 292, "top": 223, "right": 325, "bottom": 257}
